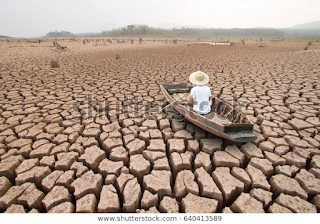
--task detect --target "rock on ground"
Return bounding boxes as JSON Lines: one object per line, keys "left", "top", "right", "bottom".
{"left": 123, "top": 178, "right": 141, "bottom": 212}
{"left": 194, "top": 167, "right": 223, "bottom": 208}
{"left": 143, "top": 170, "right": 172, "bottom": 197}
{"left": 270, "top": 174, "right": 308, "bottom": 200}
{"left": 231, "top": 193, "right": 265, "bottom": 213}
{"left": 181, "top": 193, "right": 218, "bottom": 213}
{"left": 76, "top": 194, "right": 97, "bottom": 213}
{"left": 70, "top": 170, "right": 103, "bottom": 200}
{"left": 98, "top": 185, "right": 120, "bottom": 213}
{"left": 42, "top": 186, "right": 71, "bottom": 211}
{"left": 174, "top": 170, "right": 199, "bottom": 200}
{"left": 275, "top": 193, "right": 317, "bottom": 213}
{"left": 159, "top": 196, "right": 179, "bottom": 213}
{"left": 212, "top": 167, "right": 244, "bottom": 205}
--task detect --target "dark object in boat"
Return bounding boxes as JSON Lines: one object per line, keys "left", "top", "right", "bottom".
{"left": 160, "top": 83, "right": 257, "bottom": 142}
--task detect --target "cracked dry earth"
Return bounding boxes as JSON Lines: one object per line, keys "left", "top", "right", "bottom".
{"left": 0, "top": 40, "right": 320, "bottom": 213}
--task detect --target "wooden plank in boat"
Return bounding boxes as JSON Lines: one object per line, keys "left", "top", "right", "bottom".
{"left": 204, "top": 112, "right": 232, "bottom": 125}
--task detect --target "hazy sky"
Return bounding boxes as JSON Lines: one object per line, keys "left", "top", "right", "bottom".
{"left": 0, "top": 0, "right": 319, "bottom": 37}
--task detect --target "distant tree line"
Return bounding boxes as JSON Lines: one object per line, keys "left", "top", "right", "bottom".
{"left": 46, "top": 30, "right": 74, "bottom": 37}
{"left": 102, "top": 24, "right": 320, "bottom": 38}
{"left": 45, "top": 25, "right": 320, "bottom": 38}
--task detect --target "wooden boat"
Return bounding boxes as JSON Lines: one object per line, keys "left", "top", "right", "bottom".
{"left": 160, "top": 83, "right": 257, "bottom": 142}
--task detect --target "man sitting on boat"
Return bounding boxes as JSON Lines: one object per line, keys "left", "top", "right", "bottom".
{"left": 183, "top": 71, "right": 212, "bottom": 115}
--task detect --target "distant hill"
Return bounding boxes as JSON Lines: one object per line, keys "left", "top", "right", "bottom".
{"left": 290, "top": 20, "right": 320, "bottom": 30}
{"left": 0, "top": 35, "right": 10, "bottom": 38}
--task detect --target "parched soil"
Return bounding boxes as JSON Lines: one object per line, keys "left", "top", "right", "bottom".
{"left": 0, "top": 39, "right": 320, "bottom": 213}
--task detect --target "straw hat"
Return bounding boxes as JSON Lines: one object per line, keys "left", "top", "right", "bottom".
{"left": 189, "top": 71, "right": 209, "bottom": 86}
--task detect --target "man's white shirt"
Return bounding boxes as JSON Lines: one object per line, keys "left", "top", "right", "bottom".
{"left": 189, "top": 85, "right": 212, "bottom": 114}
